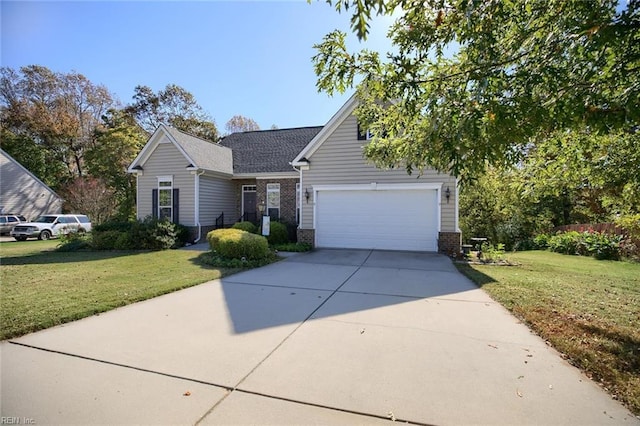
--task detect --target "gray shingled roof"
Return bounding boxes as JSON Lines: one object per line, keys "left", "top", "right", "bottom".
{"left": 163, "top": 126, "right": 233, "bottom": 175}
{"left": 219, "top": 126, "right": 323, "bottom": 174}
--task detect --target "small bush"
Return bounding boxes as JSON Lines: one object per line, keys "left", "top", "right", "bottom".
{"left": 232, "top": 221, "right": 258, "bottom": 234}
{"left": 479, "top": 242, "right": 506, "bottom": 263}
{"left": 267, "top": 221, "right": 289, "bottom": 245}
{"left": 532, "top": 233, "right": 551, "bottom": 250}
{"left": 57, "top": 232, "right": 92, "bottom": 252}
{"left": 207, "top": 228, "right": 270, "bottom": 260}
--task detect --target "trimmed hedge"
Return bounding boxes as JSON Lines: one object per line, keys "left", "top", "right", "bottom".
{"left": 207, "top": 228, "right": 270, "bottom": 260}
{"left": 232, "top": 221, "right": 258, "bottom": 234}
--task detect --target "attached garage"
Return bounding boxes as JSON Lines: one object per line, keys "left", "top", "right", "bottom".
{"left": 314, "top": 184, "right": 440, "bottom": 251}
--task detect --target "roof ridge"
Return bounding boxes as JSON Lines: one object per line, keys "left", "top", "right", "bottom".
{"left": 162, "top": 124, "right": 221, "bottom": 144}
{"left": 228, "top": 125, "right": 324, "bottom": 136}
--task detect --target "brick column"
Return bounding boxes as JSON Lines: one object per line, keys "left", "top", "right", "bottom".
{"left": 438, "top": 231, "right": 461, "bottom": 255}
{"left": 297, "top": 228, "right": 315, "bottom": 247}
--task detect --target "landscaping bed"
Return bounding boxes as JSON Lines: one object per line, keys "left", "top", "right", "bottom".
{"left": 456, "top": 250, "right": 640, "bottom": 416}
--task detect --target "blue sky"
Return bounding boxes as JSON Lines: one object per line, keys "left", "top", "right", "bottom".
{"left": 1, "top": 1, "right": 395, "bottom": 130}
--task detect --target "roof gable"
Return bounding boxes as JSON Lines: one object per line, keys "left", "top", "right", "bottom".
{"left": 128, "top": 125, "right": 233, "bottom": 176}
{"left": 0, "top": 148, "right": 62, "bottom": 201}
{"left": 219, "top": 126, "right": 323, "bottom": 175}
{"left": 292, "top": 94, "right": 358, "bottom": 165}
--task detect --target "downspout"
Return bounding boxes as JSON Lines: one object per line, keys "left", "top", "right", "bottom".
{"left": 292, "top": 164, "right": 302, "bottom": 227}
{"left": 193, "top": 169, "right": 205, "bottom": 243}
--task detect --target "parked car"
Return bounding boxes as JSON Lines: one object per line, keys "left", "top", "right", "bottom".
{"left": 11, "top": 214, "right": 92, "bottom": 241}
{"left": 0, "top": 214, "right": 25, "bottom": 235}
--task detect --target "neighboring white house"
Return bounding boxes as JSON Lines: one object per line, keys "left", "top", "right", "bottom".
{"left": 0, "top": 148, "right": 63, "bottom": 221}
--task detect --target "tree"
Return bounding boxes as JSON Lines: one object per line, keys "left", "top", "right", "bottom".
{"left": 59, "top": 176, "right": 118, "bottom": 225}
{"left": 225, "top": 115, "right": 260, "bottom": 134}
{"left": 0, "top": 65, "right": 114, "bottom": 181}
{"left": 125, "top": 84, "right": 218, "bottom": 141}
{"left": 313, "top": 0, "right": 639, "bottom": 183}
{"left": 86, "top": 109, "right": 148, "bottom": 220}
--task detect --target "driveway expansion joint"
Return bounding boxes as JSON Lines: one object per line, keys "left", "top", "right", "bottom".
{"left": 8, "top": 341, "right": 234, "bottom": 392}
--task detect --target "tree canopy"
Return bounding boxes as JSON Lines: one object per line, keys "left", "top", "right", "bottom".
{"left": 225, "top": 115, "right": 261, "bottom": 134}
{"left": 0, "top": 65, "right": 115, "bottom": 180}
{"left": 124, "top": 84, "right": 219, "bottom": 141}
{"left": 313, "top": 0, "right": 639, "bottom": 182}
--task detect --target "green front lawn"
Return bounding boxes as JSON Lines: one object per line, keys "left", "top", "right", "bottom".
{"left": 456, "top": 251, "right": 640, "bottom": 416}
{"left": 0, "top": 240, "right": 237, "bottom": 340}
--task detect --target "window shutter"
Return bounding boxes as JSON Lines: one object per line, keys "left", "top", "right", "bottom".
{"left": 152, "top": 189, "right": 158, "bottom": 219}
{"left": 172, "top": 188, "right": 179, "bottom": 223}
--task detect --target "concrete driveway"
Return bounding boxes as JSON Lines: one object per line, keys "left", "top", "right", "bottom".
{"left": 1, "top": 249, "right": 637, "bottom": 425}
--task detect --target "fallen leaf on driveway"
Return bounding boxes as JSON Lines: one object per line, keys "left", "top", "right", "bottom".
{"left": 183, "top": 391, "right": 191, "bottom": 396}
{"left": 516, "top": 389, "right": 523, "bottom": 398}
{"left": 488, "top": 344, "right": 498, "bottom": 349}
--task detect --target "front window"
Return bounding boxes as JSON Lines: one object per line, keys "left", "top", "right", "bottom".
{"left": 158, "top": 177, "right": 173, "bottom": 221}
{"left": 267, "top": 183, "right": 280, "bottom": 220}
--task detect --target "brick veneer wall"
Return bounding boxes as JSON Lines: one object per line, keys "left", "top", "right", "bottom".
{"left": 256, "top": 178, "right": 298, "bottom": 225}
{"left": 438, "top": 231, "right": 462, "bottom": 255}
{"left": 297, "top": 228, "right": 315, "bottom": 246}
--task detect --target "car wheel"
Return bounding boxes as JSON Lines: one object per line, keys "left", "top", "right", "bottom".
{"left": 39, "top": 230, "right": 52, "bottom": 240}
{"left": 78, "top": 227, "right": 86, "bottom": 234}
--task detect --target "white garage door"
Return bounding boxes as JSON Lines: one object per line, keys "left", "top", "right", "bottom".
{"left": 315, "top": 187, "right": 439, "bottom": 251}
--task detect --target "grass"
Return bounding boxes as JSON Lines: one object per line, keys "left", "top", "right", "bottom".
{"left": 0, "top": 240, "right": 241, "bottom": 340}
{"left": 456, "top": 251, "right": 640, "bottom": 416}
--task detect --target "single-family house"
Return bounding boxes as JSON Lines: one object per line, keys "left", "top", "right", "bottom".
{"left": 0, "top": 148, "right": 63, "bottom": 221}
{"left": 128, "top": 95, "right": 461, "bottom": 253}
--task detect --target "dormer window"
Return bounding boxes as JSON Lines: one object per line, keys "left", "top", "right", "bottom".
{"left": 357, "top": 123, "right": 371, "bottom": 141}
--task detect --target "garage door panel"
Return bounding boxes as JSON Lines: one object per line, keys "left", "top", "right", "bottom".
{"left": 315, "top": 188, "right": 438, "bottom": 251}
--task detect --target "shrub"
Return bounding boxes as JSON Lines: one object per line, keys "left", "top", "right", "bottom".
{"left": 272, "top": 242, "right": 312, "bottom": 252}
{"left": 56, "top": 232, "right": 92, "bottom": 252}
{"left": 173, "top": 223, "right": 191, "bottom": 248}
{"left": 479, "top": 242, "right": 506, "bottom": 263}
{"left": 232, "top": 221, "right": 258, "bottom": 234}
{"left": 90, "top": 217, "right": 182, "bottom": 250}
{"left": 547, "top": 230, "right": 621, "bottom": 260}
{"left": 548, "top": 231, "right": 581, "bottom": 255}
{"left": 266, "top": 221, "right": 289, "bottom": 245}
{"left": 532, "top": 233, "right": 551, "bottom": 250}
{"left": 93, "top": 221, "right": 133, "bottom": 233}
{"left": 92, "top": 230, "right": 123, "bottom": 250}
{"left": 207, "top": 228, "right": 270, "bottom": 260}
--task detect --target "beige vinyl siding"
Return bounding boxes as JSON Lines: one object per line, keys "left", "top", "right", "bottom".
{"left": 0, "top": 150, "right": 62, "bottom": 221}
{"left": 301, "top": 114, "right": 458, "bottom": 232}
{"left": 136, "top": 139, "right": 195, "bottom": 224}
{"left": 199, "top": 175, "right": 235, "bottom": 226}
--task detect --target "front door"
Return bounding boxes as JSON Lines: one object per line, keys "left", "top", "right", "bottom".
{"left": 242, "top": 185, "right": 257, "bottom": 222}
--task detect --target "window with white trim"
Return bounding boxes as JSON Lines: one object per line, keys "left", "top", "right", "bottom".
{"left": 266, "top": 183, "right": 280, "bottom": 220}
{"left": 158, "top": 176, "right": 173, "bottom": 221}
{"left": 357, "top": 123, "right": 371, "bottom": 140}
